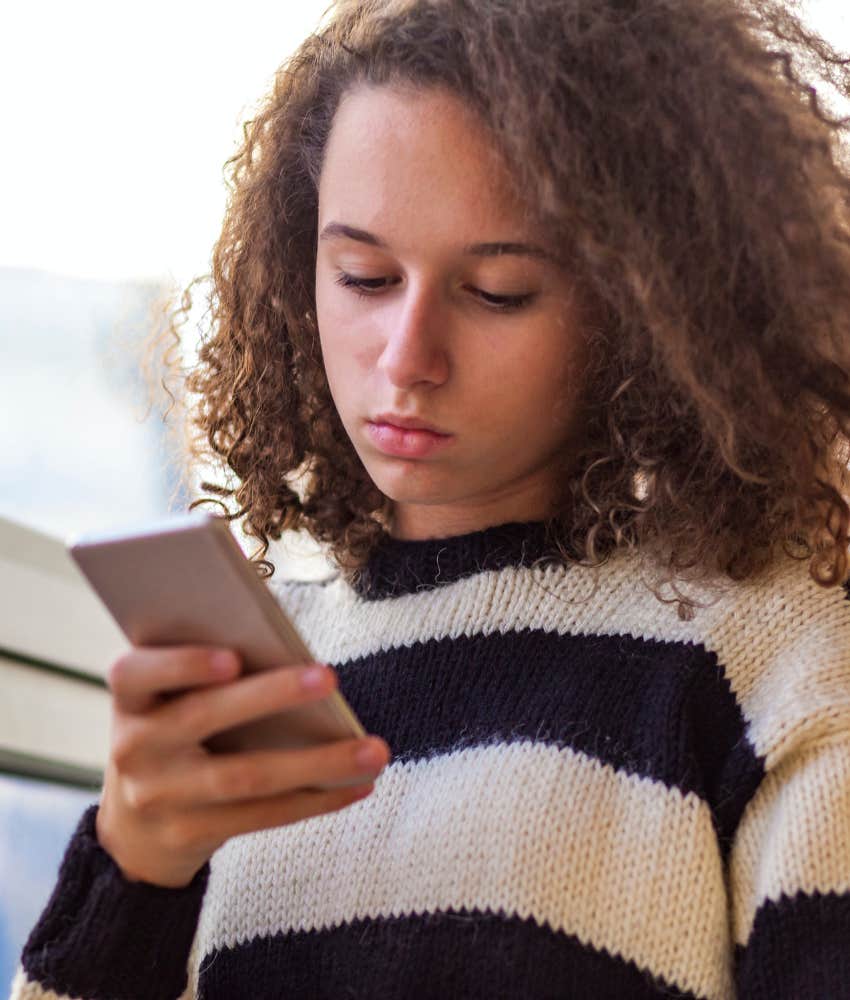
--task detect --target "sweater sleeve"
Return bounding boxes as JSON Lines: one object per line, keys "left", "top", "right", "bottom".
{"left": 8, "top": 802, "right": 210, "bottom": 1000}
{"left": 727, "top": 572, "right": 850, "bottom": 1000}
{"left": 728, "top": 732, "right": 850, "bottom": 998}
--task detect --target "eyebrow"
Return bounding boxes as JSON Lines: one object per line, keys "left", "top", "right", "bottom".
{"left": 318, "top": 221, "right": 556, "bottom": 263}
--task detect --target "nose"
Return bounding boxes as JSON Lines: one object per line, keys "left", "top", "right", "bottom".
{"left": 377, "top": 280, "right": 449, "bottom": 390}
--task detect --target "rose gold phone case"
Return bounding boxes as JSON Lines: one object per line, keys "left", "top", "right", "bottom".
{"left": 68, "top": 511, "right": 367, "bottom": 789}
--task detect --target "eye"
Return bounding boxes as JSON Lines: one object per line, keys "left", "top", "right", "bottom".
{"left": 467, "top": 286, "right": 536, "bottom": 312}
{"left": 333, "top": 271, "right": 395, "bottom": 298}
{"left": 333, "top": 271, "right": 536, "bottom": 312}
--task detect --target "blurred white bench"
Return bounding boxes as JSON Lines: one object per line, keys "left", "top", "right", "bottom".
{"left": 0, "top": 515, "right": 125, "bottom": 789}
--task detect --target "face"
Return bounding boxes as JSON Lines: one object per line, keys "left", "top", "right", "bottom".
{"left": 315, "top": 83, "right": 588, "bottom": 540}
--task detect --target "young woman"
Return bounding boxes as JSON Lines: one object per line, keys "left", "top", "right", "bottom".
{"left": 13, "top": 0, "right": 850, "bottom": 997}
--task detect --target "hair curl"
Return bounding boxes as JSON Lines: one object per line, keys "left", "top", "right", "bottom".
{"left": 151, "top": 0, "right": 850, "bottom": 614}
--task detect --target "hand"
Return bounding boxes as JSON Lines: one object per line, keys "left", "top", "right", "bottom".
{"left": 94, "top": 646, "right": 391, "bottom": 888}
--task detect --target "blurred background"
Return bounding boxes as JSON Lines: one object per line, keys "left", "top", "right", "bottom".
{"left": 0, "top": 1, "right": 332, "bottom": 988}
{"left": 0, "top": 0, "right": 848, "bottom": 990}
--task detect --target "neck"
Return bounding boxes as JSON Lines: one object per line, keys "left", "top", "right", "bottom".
{"left": 387, "top": 496, "right": 557, "bottom": 542}
{"left": 352, "top": 517, "right": 564, "bottom": 601}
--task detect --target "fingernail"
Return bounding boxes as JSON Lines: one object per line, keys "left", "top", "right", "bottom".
{"left": 355, "top": 740, "right": 384, "bottom": 768}
{"left": 212, "top": 651, "right": 237, "bottom": 677}
{"left": 300, "top": 665, "right": 327, "bottom": 690}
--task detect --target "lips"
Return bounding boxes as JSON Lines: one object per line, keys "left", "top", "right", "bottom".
{"left": 372, "top": 412, "right": 450, "bottom": 435}
{"left": 366, "top": 419, "right": 454, "bottom": 458}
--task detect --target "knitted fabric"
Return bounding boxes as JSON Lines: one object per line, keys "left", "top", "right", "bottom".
{"left": 10, "top": 519, "right": 850, "bottom": 999}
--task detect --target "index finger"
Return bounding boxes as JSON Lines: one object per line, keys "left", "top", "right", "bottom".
{"left": 108, "top": 646, "right": 240, "bottom": 715}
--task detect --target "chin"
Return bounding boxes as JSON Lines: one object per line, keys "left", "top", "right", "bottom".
{"left": 370, "top": 481, "right": 442, "bottom": 504}
{"left": 365, "top": 467, "right": 452, "bottom": 505}
{"left": 356, "top": 442, "right": 461, "bottom": 499}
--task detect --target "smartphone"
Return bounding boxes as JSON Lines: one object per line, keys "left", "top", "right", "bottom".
{"left": 68, "top": 511, "right": 367, "bottom": 789}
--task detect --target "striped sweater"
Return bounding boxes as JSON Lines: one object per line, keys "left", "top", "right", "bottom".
{"left": 11, "top": 519, "right": 850, "bottom": 999}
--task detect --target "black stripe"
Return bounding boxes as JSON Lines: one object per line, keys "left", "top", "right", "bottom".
{"left": 197, "top": 908, "right": 705, "bottom": 1000}
{"left": 21, "top": 804, "right": 209, "bottom": 1000}
{"left": 351, "top": 519, "right": 564, "bottom": 599}
{"left": 335, "top": 628, "right": 762, "bottom": 855}
{"left": 734, "top": 888, "right": 850, "bottom": 997}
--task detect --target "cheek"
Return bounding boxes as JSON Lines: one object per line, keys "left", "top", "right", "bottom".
{"left": 319, "top": 322, "right": 373, "bottom": 392}
{"left": 317, "top": 265, "right": 372, "bottom": 340}
{"left": 513, "top": 368, "right": 568, "bottom": 421}
{"left": 501, "top": 332, "right": 582, "bottom": 432}
{"left": 317, "top": 283, "right": 356, "bottom": 371}
{"left": 315, "top": 301, "right": 378, "bottom": 431}
{"left": 460, "top": 361, "right": 564, "bottom": 449}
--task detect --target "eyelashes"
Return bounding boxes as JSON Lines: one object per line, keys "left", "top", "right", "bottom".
{"left": 332, "top": 270, "right": 536, "bottom": 312}
{"left": 334, "top": 272, "right": 388, "bottom": 296}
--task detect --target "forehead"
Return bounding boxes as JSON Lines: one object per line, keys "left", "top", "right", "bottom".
{"left": 317, "top": 83, "right": 531, "bottom": 242}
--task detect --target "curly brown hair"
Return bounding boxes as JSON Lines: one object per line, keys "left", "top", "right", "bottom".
{"left": 151, "top": 0, "right": 850, "bottom": 613}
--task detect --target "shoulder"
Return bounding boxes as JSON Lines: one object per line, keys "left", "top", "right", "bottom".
{"left": 674, "top": 553, "right": 850, "bottom": 768}
{"left": 534, "top": 548, "right": 849, "bottom": 768}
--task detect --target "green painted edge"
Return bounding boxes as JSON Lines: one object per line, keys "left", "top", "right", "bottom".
{"left": 0, "top": 747, "right": 103, "bottom": 792}
{"left": 0, "top": 646, "right": 107, "bottom": 689}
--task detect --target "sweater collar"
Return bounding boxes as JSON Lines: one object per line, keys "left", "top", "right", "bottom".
{"left": 351, "top": 518, "right": 563, "bottom": 600}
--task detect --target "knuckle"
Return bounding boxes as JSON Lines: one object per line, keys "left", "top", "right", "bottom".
{"left": 204, "top": 763, "right": 236, "bottom": 800}
{"left": 261, "top": 666, "right": 296, "bottom": 700}
{"left": 111, "top": 726, "right": 146, "bottom": 772}
{"left": 209, "top": 759, "right": 265, "bottom": 801}
{"left": 111, "top": 743, "right": 133, "bottom": 773}
{"left": 184, "top": 647, "right": 213, "bottom": 677}
{"left": 211, "top": 648, "right": 240, "bottom": 674}
{"left": 171, "top": 691, "right": 208, "bottom": 733}
{"left": 193, "top": 646, "right": 234, "bottom": 679}
{"left": 237, "top": 763, "right": 270, "bottom": 799}
{"left": 106, "top": 653, "right": 133, "bottom": 693}
{"left": 341, "top": 738, "right": 370, "bottom": 766}
{"left": 123, "top": 778, "right": 162, "bottom": 817}
{"left": 329, "top": 742, "right": 370, "bottom": 781}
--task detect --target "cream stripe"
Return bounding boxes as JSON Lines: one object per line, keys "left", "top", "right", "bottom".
{"left": 272, "top": 551, "right": 850, "bottom": 767}
{"left": 197, "top": 741, "right": 733, "bottom": 1000}
{"left": 728, "top": 734, "right": 850, "bottom": 946}
{"left": 8, "top": 967, "right": 81, "bottom": 1000}
{"left": 270, "top": 551, "right": 850, "bottom": 970}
